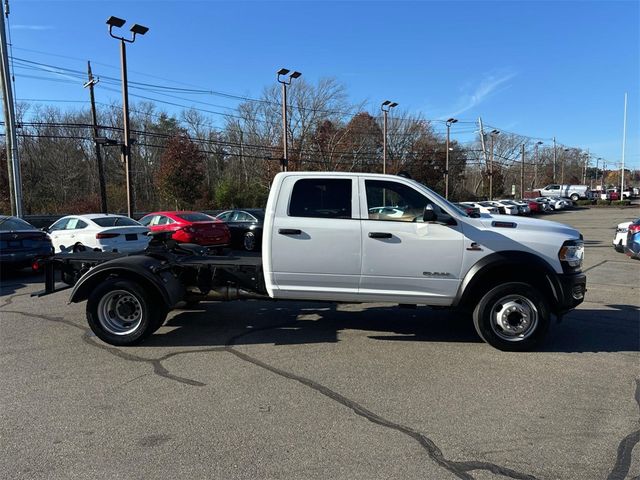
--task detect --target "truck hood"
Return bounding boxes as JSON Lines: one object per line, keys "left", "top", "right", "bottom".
{"left": 478, "top": 214, "right": 581, "bottom": 239}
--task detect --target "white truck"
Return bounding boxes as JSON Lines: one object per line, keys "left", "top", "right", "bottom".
{"left": 537, "top": 184, "right": 590, "bottom": 201}
{"left": 35, "top": 172, "right": 587, "bottom": 351}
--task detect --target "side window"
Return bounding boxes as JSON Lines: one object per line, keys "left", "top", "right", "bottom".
{"left": 157, "top": 216, "right": 171, "bottom": 225}
{"left": 49, "top": 219, "right": 69, "bottom": 231}
{"left": 365, "top": 180, "right": 452, "bottom": 223}
{"left": 149, "top": 215, "right": 161, "bottom": 226}
{"left": 217, "top": 211, "right": 232, "bottom": 222}
{"left": 138, "top": 216, "right": 152, "bottom": 226}
{"left": 234, "top": 212, "right": 253, "bottom": 222}
{"left": 65, "top": 218, "right": 86, "bottom": 230}
{"left": 549, "top": 185, "right": 560, "bottom": 190}
{"left": 289, "top": 179, "right": 352, "bottom": 219}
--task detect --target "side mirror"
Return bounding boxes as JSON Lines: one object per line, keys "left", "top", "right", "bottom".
{"left": 423, "top": 206, "right": 436, "bottom": 222}
{"left": 41, "top": 227, "right": 49, "bottom": 233}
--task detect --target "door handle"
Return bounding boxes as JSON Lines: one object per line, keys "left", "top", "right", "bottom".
{"left": 279, "top": 228, "right": 302, "bottom": 235}
{"left": 368, "top": 232, "right": 392, "bottom": 239}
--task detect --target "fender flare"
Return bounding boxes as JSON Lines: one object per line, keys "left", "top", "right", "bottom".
{"left": 453, "top": 251, "right": 562, "bottom": 309}
{"left": 69, "top": 255, "right": 184, "bottom": 307}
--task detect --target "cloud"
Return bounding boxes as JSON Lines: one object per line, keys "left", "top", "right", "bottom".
{"left": 446, "top": 71, "right": 517, "bottom": 118}
{"left": 12, "top": 25, "right": 54, "bottom": 31}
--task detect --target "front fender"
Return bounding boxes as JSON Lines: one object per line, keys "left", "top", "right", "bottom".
{"left": 69, "top": 255, "right": 184, "bottom": 307}
{"left": 454, "top": 251, "right": 563, "bottom": 310}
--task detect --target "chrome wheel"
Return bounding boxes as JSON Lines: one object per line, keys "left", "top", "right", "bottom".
{"left": 243, "top": 232, "right": 256, "bottom": 251}
{"left": 489, "top": 294, "right": 538, "bottom": 341}
{"left": 97, "top": 289, "right": 143, "bottom": 336}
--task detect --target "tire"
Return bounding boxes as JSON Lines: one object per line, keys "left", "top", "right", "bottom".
{"left": 473, "top": 282, "right": 550, "bottom": 351}
{"left": 86, "top": 278, "right": 167, "bottom": 346}
{"left": 615, "top": 241, "right": 624, "bottom": 253}
{"left": 570, "top": 194, "right": 579, "bottom": 202}
{"left": 243, "top": 231, "right": 257, "bottom": 251}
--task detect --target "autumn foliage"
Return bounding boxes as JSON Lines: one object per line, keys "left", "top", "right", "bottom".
{"left": 156, "top": 133, "right": 205, "bottom": 209}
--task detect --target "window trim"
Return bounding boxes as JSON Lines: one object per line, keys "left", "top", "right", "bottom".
{"left": 287, "top": 177, "right": 356, "bottom": 220}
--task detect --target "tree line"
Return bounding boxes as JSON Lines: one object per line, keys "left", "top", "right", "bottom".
{"left": 0, "top": 77, "right": 624, "bottom": 215}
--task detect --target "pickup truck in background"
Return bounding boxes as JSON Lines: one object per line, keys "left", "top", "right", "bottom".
{"left": 536, "top": 184, "right": 590, "bottom": 201}
{"left": 34, "top": 172, "right": 587, "bottom": 351}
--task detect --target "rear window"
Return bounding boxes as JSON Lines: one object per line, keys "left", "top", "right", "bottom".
{"left": 0, "top": 217, "right": 35, "bottom": 231}
{"left": 289, "top": 179, "right": 352, "bottom": 219}
{"left": 92, "top": 217, "right": 140, "bottom": 227}
{"left": 177, "top": 212, "right": 214, "bottom": 222}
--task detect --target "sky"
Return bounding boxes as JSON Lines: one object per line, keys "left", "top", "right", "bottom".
{"left": 6, "top": 0, "right": 640, "bottom": 169}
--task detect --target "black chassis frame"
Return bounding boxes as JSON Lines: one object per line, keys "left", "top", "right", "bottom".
{"left": 34, "top": 242, "right": 265, "bottom": 309}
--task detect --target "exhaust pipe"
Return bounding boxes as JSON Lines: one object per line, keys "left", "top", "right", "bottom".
{"left": 203, "top": 285, "right": 269, "bottom": 302}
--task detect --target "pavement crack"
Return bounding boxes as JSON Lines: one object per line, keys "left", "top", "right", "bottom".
{"left": 606, "top": 378, "right": 640, "bottom": 480}
{"left": 0, "top": 291, "right": 33, "bottom": 309}
{"left": 224, "top": 322, "right": 538, "bottom": 480}
{"left": 1, "top": 306, "right": 219, "bottom": 387}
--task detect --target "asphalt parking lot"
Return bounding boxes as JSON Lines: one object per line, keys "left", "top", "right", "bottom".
{"left": 1, "top": 206, "right": 639, "bottom": 480}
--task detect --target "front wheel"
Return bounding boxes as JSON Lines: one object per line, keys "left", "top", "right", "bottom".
{"left": 86, "top": 278, "right": 167, "bottom": 346}
{"left": 473, "top": 282, "right": 550, "bottom": 351}
{"left": 570, "top": 194, "right": 579, "bottom": 202}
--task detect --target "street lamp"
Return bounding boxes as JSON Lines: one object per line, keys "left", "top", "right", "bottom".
{"left": 533, "top": 141, "right": 543, "bottom": 189}
{"left": 445, "top": 118, "right": 457, "bottom": 199}
{"left": 106, "top": 16, "right": 149, "bottom": 218}
{"left": 381, "top": 100, "right": 398, "bottom": 174}
{"left": 489, "top": 129, "right": 499, "bottom": 200}
{"left": 277, "top": 68, "right": 302, "bottom": 172}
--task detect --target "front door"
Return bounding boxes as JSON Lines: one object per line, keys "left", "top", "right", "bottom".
{"left": 359, "top": 178, "right": 465, "bottom": 304}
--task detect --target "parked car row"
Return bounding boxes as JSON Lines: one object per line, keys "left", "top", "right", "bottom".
{"left": 456, "top": 196, "right": 573, "bottom": 217}
{"left": 0, "top": 208, "right": 268, "bottom": 272}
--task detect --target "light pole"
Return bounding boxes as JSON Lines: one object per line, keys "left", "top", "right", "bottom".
{"left": 562, "top": 147, "right": 571, "bottom": 185}
{"left": 445, "top": 118, "right": 457, "bottom": 199}
{"left": 107, "top": 16, "right": 148, "bottom": 218}
{"left": 277, "top": 68, "right": 301, "bottom": 172}
{"left": 381, "top": 100, "right": 398, "bottom": 174}
{"left": 489, "top": 129, "right": 499, "bottom": 200}
{"left": 533, "top": 141, "right": 543, "bottom": 189}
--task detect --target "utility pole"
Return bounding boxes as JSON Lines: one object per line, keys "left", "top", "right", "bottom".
{"left": 489, "top": 129, "right": 499, "bottom": 200}
{"left": 478, "top": 117, "right": 488, "bottom": 197}
{"left": 445, "top": 118, "right": 457, "bottom": 199}
{"left": 621, "top": 92, "right": 627, "bottom": 196}
{"left": 381, "top": 100, "right": 398, "bottom": 175}
{"left": 0, "top": 1, "right": 22, "bottom": 217}
{"left": 520, "top": 143, "right": 525, "bottom": 198}
{"left": 84, "top": 61, "right": 108, "bottom": 213}
{"left": 552, "top": 136, "right": 557, "bottom": 183}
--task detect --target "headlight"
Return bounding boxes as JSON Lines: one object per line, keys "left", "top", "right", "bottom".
{"left": 559, "top": 239, "right": 584, "bottom": 272}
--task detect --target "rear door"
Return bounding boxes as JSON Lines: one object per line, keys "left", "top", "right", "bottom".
{"left": 269, "top": 176, "right": 361, "bottom": 301}
{"left": 359, "top": 178, "right": 465, "bottom": 304}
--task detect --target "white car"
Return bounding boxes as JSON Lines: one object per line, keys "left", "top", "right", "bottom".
{"left": 535, "top": 197, "right": 564, "bottom": 211}
{"left": 613, "top": 219, "right": 638, "bottom": 252}
{"left": 47, "top": 214, "right": 150, "bottom": 253}
{"left": 459, "top": 201, "right": 498, "bottom": 215}
{"left": 489, "top": 200, "right": 519, "bottom": 215}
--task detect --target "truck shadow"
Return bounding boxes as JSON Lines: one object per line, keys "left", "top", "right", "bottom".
{"left": 144, "top": 301, "right": 639, "bottom": 353}
{"left": 0, "top": 269, "right": 44, "bottom": 297}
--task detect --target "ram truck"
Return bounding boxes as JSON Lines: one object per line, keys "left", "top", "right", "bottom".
{"left": 34, "top": 172, "right": 587, "bottom": 351}
{"left": 536, "top": 184, "right": 590, "bottom": 201}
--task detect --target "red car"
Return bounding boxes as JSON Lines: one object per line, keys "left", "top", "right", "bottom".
{"left": 138, "top": 211, "right": 230, "bottom": 251}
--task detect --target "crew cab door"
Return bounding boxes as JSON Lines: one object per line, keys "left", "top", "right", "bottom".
{"left": 358, "top": 178, "right": 465, "bottom": 304}
{"left": 269, "top": 176, "right": 362, "bottom": 301}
